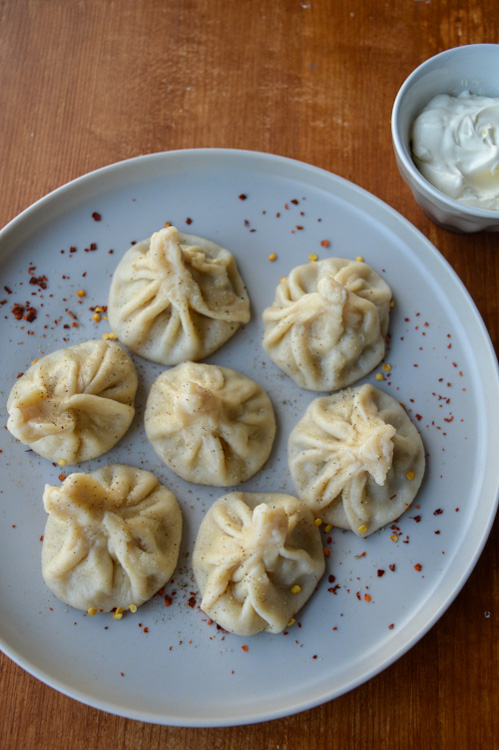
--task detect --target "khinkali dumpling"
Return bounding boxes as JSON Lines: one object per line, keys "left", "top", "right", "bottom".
{"left": 108, "top": 225, "right": 251, "bottom": 365}
{"left": 7, "top": 339, "right": 137, "bottom": 465}
{"left": 144, "top": 362, "right": 276, "bottom": 486}
{"left": 192, "top": 491, "right": 326, "bottom": 635}
{"left": 42, "top": 464, "right": 182, "bottom": 611}
{"left": 288, "top": 384, "right": 425, "bottom": 536}
{"left": 262, "top": 258, "right": 392, "bottom": 391}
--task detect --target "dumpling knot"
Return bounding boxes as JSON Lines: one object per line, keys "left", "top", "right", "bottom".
{"left": 317, "top": 275, "right": 348, "bottom": 306}
{"left": 354, "top": 422, "right": 396, "bottom": 486}
{"left": 177, "top": 380, "right": 222, "bottom": 417}
{"left": 246, "top": 504, "right": 288, "bottom": 569}
{"left": 349, "top": 390, "right": 396, "bottom": 485}
{"left": 149, "top": 226, "right": 182, "bottom": 275}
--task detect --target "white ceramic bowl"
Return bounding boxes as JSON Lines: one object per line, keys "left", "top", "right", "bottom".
{"left": 391, "top": 44, "right": 499, "bottom": 233}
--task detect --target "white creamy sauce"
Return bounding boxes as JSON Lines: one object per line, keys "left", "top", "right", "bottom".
{"left": 411, "top": 91, "right": 499, "bottom": 210}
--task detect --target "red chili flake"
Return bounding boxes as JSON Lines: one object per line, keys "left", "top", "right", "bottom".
{"left": 40, "top": 535, "right": 44, "bottom": 542}
{"left": 411, "top": 515, "right": 422, "bottom": 523}
{"left": 29, "top": 275, "right": 48, "bottom": 289}
{"left": 164, "top": 595, "right": 172, "bottom": 607}
{"left": 328, "top": 574, "right": 336, "bottom": 583}
{"left": 238, "top": 194, "right": 247, "bottom": 200}
{"left": 291, "top": 199, "right": 299, "bottom": 205}
{"left": 143, "top": 627, "right": 149, "bottom": 633}
{"left": 433, "top": 508, "right": 443, "bottom": 515}
{"left": 320, "top": 239, "right": 330, "bottom": 247}
{"left": 295, "top": 225, "right": 304, "bottom": 230}
{"left": 389, "top": 564, "right": 396, "bottom": 572}
{"left": 415, "top": 414, "right": 422, "bottom": 421}
{"left": 11, "top": 303, "right": 25, "bottom": 320}
{"left": 377, "top": 569, "right": 385, "bottom": 577}
{"left": 23, "top": 304, "right": 37, "bottom": 322}
{"left": 4, "top": 286, "right": 12, "bottom": 294}
{"left": 120, "top": 672, "right": 124, "bottom": 677}
{"left": 434, "top": 530, "right": 441, "bottom": 535}
{"left": 444, "top": 416, "right": 454, "bottom": 423}
{"left": 187, "top": 596, "right": 196, "bottom": 608}
{"left": 241, "top": 645, "right": 248, "bottom": 652}
{"left": 92, "top": 212, "right": 102, "bottom": 221}
{"left": 58, "top": 474, "right": 66, "bottom": 481}
{"left": 364, "top": 593, "right": 371, "bottom": 602}
{"left": 388, "top": 623, "right": 395, "bottom": 630}
{"left": 69, "top": 246, "right": 77, "bottom": 253}
{"left": 413, "top": 563, "right": 422, "bottom": 571}
{"left": 185, "top": 217, "right": 193, "bottom": 225}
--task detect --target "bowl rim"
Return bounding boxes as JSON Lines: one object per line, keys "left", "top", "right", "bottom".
{"left": 391, "top": 43, "right": 499, "bottom": 220}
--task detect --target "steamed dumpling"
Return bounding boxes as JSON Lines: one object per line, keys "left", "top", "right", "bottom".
{"left": 107, "top": 225, "right": 251, "bottom": 365}
{"left": 42, "top": 464, "right": 182, "bottom": 611}
{"left": 262, "top": 258, "right": 392, "bottom": 391}
{"left": 6, "top": 339, "right": 138, "bottom": 465}
{"left": 192, "top": 491, "right": 326, "bottom": 635}
{"left": 288, "top": 384, "right": 425, "bottom": 536}
{"left": 144, "top": 362, "right": 276, "bottom": 486}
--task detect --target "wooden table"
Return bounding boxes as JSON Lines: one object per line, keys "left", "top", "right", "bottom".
{"left": 1, "top": 2, "right": 497, "bottom": 748}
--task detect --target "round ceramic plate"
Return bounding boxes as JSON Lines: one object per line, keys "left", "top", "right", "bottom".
{"left": 0, "top": 149, "right": 497, "bottom": 726}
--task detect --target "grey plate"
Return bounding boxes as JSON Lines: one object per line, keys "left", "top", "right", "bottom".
{"left": 0, "top": 149, "right": 497, "bottom": 726}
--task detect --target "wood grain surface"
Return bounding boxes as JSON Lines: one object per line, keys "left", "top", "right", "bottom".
{"left": 0, "top": 1, "right": 497, "bottom": 748}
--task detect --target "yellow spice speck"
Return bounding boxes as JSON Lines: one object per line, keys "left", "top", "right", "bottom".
{"left": 358, "top": 524, "right": 367, "bottom": 534}
{"left": 268, "top": 253, "right": 277, "bottom": 261}
{"left": 87, "top": 607, "right": 97, "bottom": 616}
{"left": 102, "top": 332, "right": 118, "bottom": 340}
{"left": 128, "top": 604, "right": 138, "bottom": 613}
{"left": 113, "top": 607, "right": 124, "bottom": 620}
{"left": 390, "top": 534, "right": 399, "bottom": 542}
{"left": 406, "top": 470, "right": 415, "bottom": 481}
{"left": 76, "top": 290, "right": 86, "bottom": 298}
{"left": 375, "top": 373, "right": 384, "bottom": 381}
{"left": 309, "top": 253, "right": 318, "bottom": 262}
{"left": 92, "top": 313, "right": 101, "bottom": 322}
{"left": 280, "top": 277, "right": 287, "bottom": 283}
{"left": 356, "top": 256, "right": 364, "bottom": 262}
{"left": 58, "top": 459, "right": 66, "bottom": 466}
{"left": 324, "top": 524, "right": 332, "bottom": 533}
{"left": 314, "top": 518, "right": 323, "bottom": 527}
{"left": 382, "top": 363, "right": 392, "bottom": 372}
{"left": 291, "top": 584, "right": 301, "bottom": 594}
{"left": 287, "top": 618, "right": 296, "bottom": 627}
